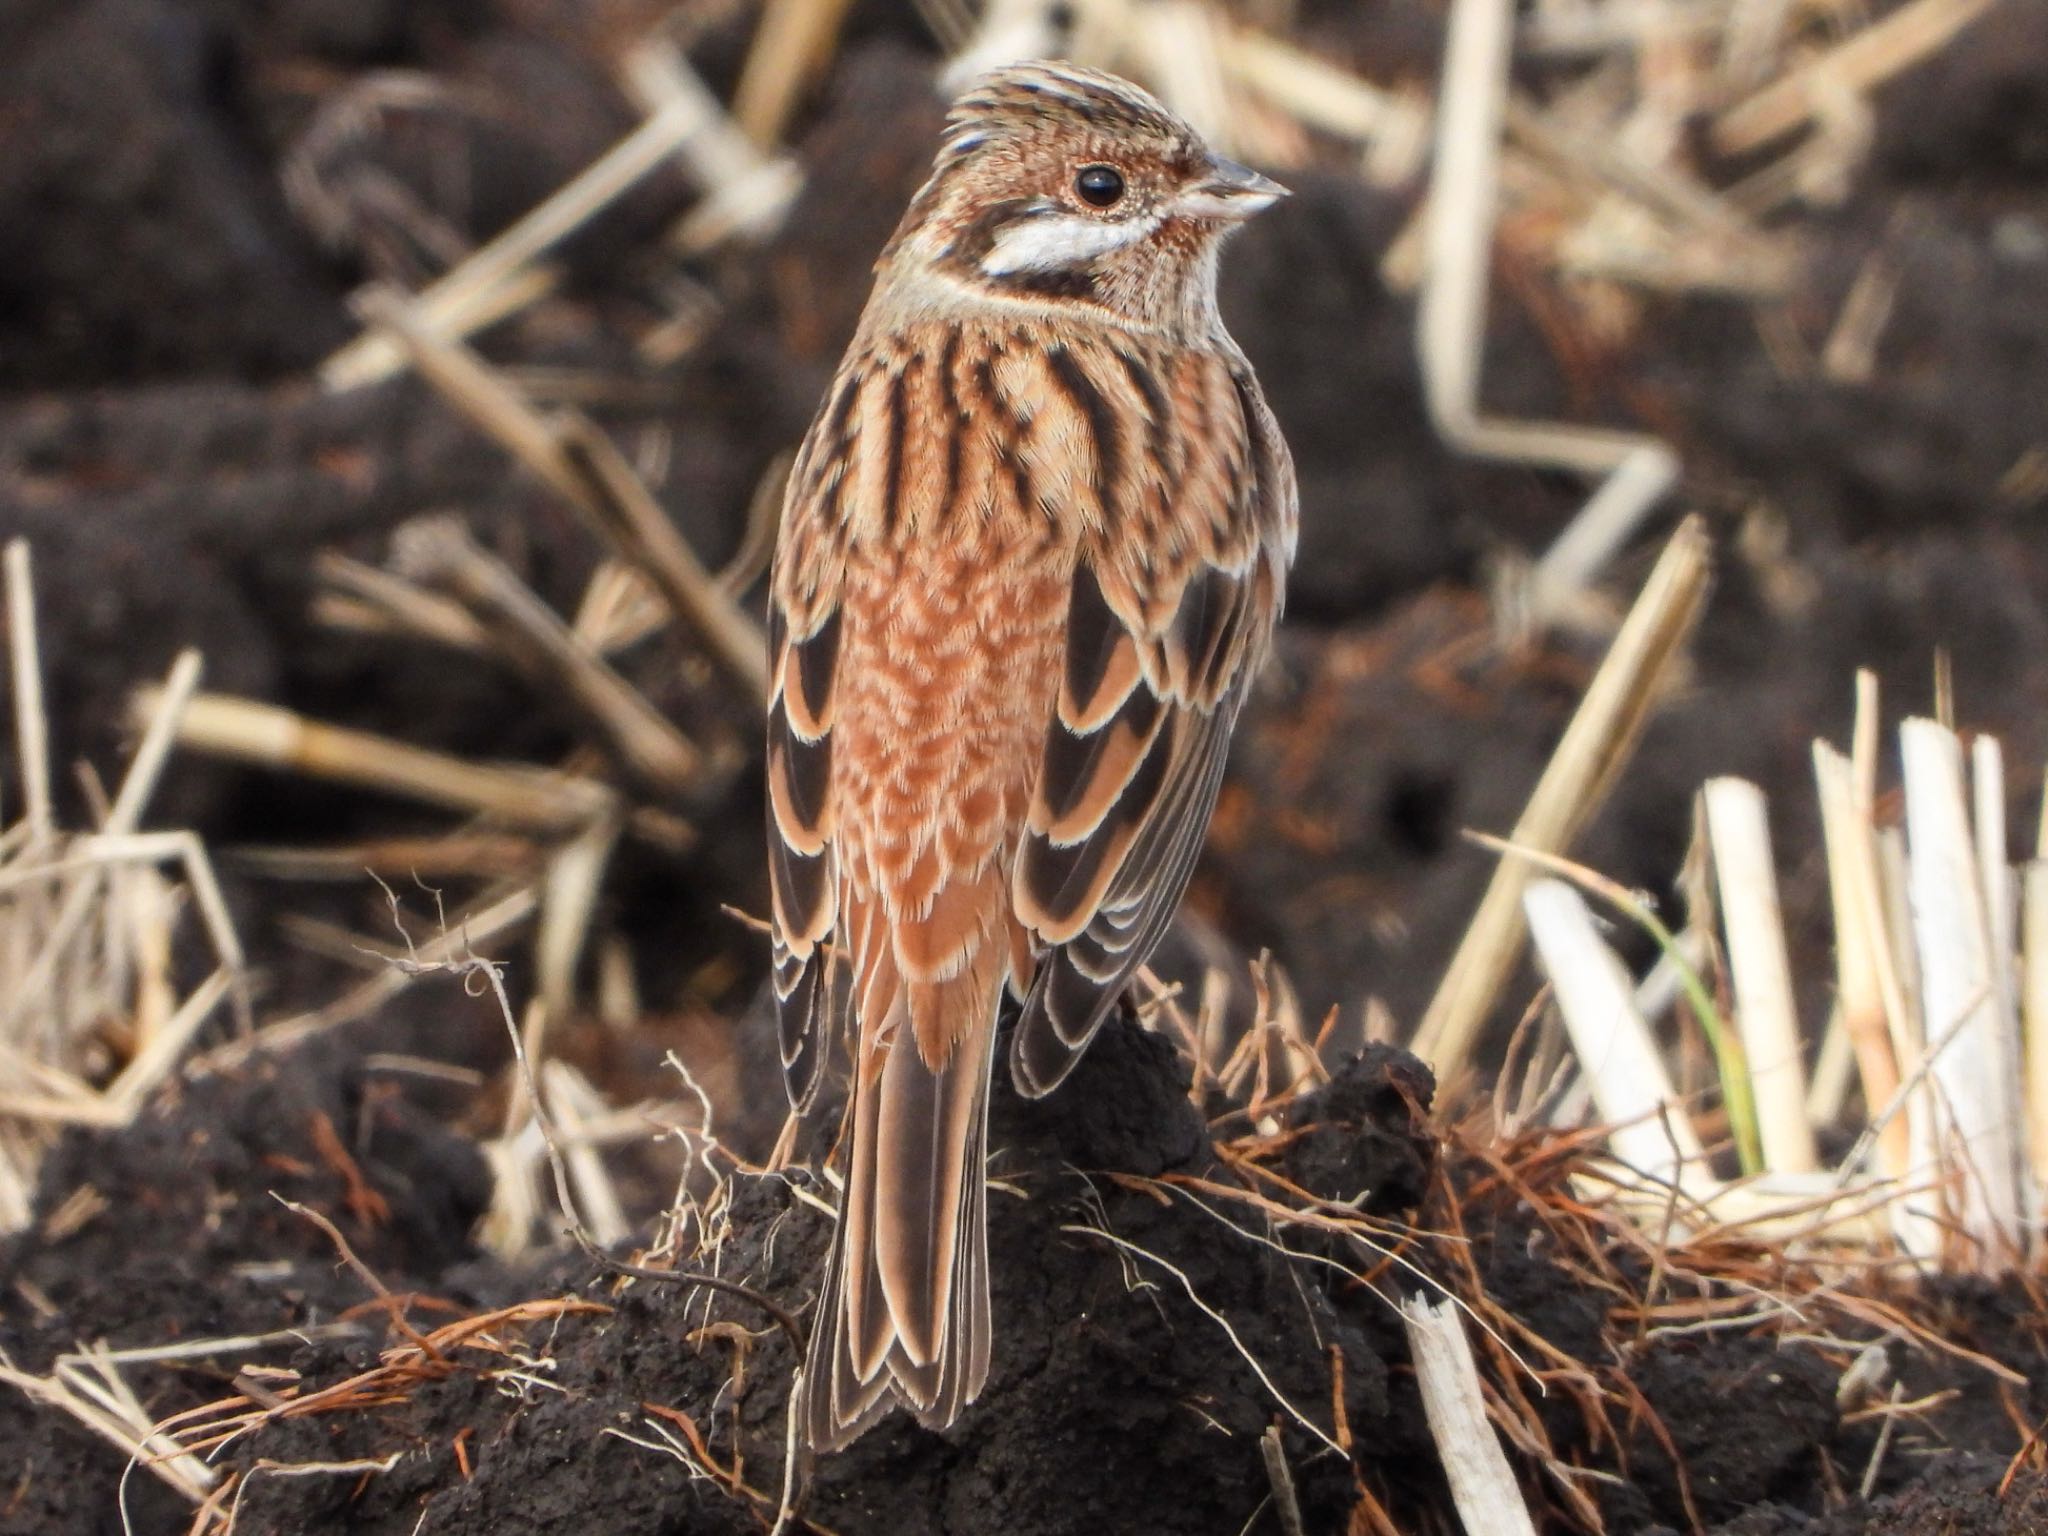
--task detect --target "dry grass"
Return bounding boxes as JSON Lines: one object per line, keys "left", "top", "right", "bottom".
{"left": 0, "top": 543, "right": 248, "bottom": 1231}
{"left": 1489, "top": 671, "right": 2047, "bottom": 1281}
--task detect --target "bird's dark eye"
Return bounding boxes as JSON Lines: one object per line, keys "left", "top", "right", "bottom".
{"left": 1074, "top": 165, "right": 1125, "bottom": 208}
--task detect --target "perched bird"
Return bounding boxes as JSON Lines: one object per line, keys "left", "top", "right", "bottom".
{"left": 765, "top": 60, "right": 1297, "bottom": 1450}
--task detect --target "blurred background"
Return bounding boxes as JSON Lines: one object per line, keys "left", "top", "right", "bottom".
{"left": 2, "top": 0, "right": 2046, "bottom": 1187}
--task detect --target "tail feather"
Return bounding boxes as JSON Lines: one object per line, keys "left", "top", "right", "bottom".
{"left": 798, "top": 947, "right": 1000, "bottom": 1451}
{"left": 874, "top": 995, "right": 985, "bottom": 1365}
{"left": 946, "top": 1121, "right": 993, "bottom": 1421}
{"left": 804, "top": 1235, "right": 896, "bottom": 1448}
{"left": 839, "top": 1046, "right": 893, "bottom": 1382}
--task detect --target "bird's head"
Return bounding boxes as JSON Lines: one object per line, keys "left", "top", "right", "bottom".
{"left": 884, "top": 61, "right": 1285, "bottom": 333}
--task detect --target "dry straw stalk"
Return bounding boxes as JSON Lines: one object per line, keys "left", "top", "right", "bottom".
{"left": 1705, "top": 776, "right": 1818, "bottom": 1175}
{"left": 1, "top": 543, "right": 246, "bottom": 1230}
{"left": 1401, "top": 1294, "right": 1540, "bottom": 1536}
{"left": 1414, "top": 514, "right": 1712, "bottom": 1083}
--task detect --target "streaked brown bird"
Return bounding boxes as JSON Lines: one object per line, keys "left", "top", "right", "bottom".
{"left": 766, "top": 59, "right": 1297, "bottom": 1449}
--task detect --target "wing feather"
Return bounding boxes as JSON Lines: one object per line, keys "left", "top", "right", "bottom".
{"left": 768, "top": 600, "right": 845, "bottom": 1111}
{"left": 1010, "top": 347, "right": 1293, "bottom": 1099}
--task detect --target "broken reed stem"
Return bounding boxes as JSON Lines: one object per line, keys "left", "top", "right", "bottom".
{"left": 1414, "top": 515, "right": 1712, "bottom": 1085}
{"left": 233, "top": 834, "right": 540, "bottom": 882}
{"left": 720, "top": 450, "right": 792, "bottom": 600}
{"left": 5, "top": 540, "right": 53, "bottom": 842}
{"left": 733, "top": 0, "right": 854, "bottom": 147}
{"left": 313, "top": 551, "right": 491, "bottom": 653}
{"left": 2025, "top": 850, "right": 2048, "bottom": 1217}
{"left": 111, "top": 650, "right": 205, "bottom": 837}
{"left": 1704, "top": 777, "right": 1818, "bottom": 1174}
{"left": 2, "top": 651, "right": 207, "bottom": 1036}
{"left": 1474, "top": 811, "right": 1761, "bottom": 1163}
{"left": 1472, "top": 828, "right": 1757, "bottom": 1169}
{"left": 0, "top": 559, "right": 249, "bottom": 1217}
{"left": 556, "top": 420, "right": 772, "bottom": 704}
{"left": 1898, "top": 718, "right": 2023, "bottom": 1268}
{"left": 570, "top": 559, "right": 670, "bottom": 655}
{"left": 392, "top": 517, "right": 703, "bottom": 793}
{"left": 322, "top": 87, "right": 717, "bottom": 390}
{"left": 1711, "top": 0, "right": 1997, "bottom": 155}
{"left": 1972, "top": 736, "right": 2025, "bottom": 1138}
{"left": 0, "top": 1350, "right": 217, "bottom": 1505}
{"left": 621, "top": 41, "right": 803, "bottom": 256}
{"left": 1524, "top": 443, "right": 1683, "bottom": 632}
{"left": 356, "top": 287, "right": 769, "bottom": 704}
{"left": 139, "top": 689, "right": 617, "bottom": 834}
{"left": 1141, "top": 2, "right": 1244, "bottom": 158}
{"left": 1400, "top": 1294, "right": 1540, "bottom": 1536}
{"left": 535, "top": 810, "right": 622, "bottom": 1024}
{"left": 1419, "top": 0, "right": 1513, "bottom": 451}
{"left": 1501, "top": 94, "right": 1772, "bottom": 254}
{"left": 1813, "top": 742, "right": 1910, "bottom": 1178}
{"left": 98, "top": 967, "right": 236, "bottom": 1121}
{"left": 1807, "top": 1002, "right": 1856, "bottom": 1129}
{"left": 1222, "top": 27, "right": 1423, "bottom": 156}
{"left": 1523, "top": 878, "right": 1707, "bottom": 1197}
{"left": 542, "top": 1061, "right": 632, "bottom": 1248}
{"left": 1536, "top": 687, "right": 2048, "bottom": 1268}
{"left": 1258, "top": 1424, "right": 1307, "bottom": 1536}
{"left": 1420, "top": 0, "right": 1678, "bottom": 624}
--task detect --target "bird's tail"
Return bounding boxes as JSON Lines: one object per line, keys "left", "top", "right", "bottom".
{"left": 798, "top": 923, "right": 1002, "bottom": 1450}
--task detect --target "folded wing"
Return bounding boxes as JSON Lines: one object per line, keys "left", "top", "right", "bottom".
{"left": 1010, "top": 353, "right": 1293, "bottom": 1096}
{"left": 767, "top": 600, "right": 843, "bottom": 1110}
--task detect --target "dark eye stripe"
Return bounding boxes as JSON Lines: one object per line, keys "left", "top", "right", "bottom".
{"left": 990, "top": 267, "right": 1098, "bottom": 303}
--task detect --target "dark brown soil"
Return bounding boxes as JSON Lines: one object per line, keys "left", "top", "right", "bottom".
{"left": 5, "top": 0, "right": 2048, "bottom": 1531}
{"left": 6, "top": 1011, "right": 2045, "bottom": 1535}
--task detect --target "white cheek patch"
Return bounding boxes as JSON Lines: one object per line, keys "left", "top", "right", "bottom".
{"left": 982, "top": 211, "right": 1158, "bottom": 276}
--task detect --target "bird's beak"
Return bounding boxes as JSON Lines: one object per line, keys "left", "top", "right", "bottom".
{"left": 1176, "top": 155, "right": 1289, "bottom": 221}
